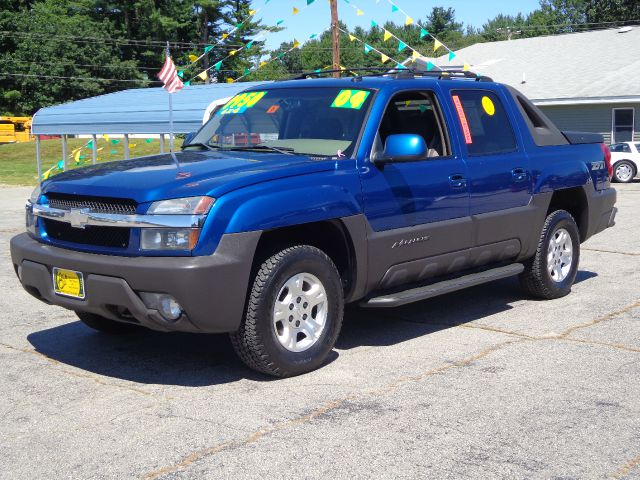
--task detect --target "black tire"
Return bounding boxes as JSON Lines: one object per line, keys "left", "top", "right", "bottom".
{"left": 230, "top": 245, "right": 344, "bottom": 377}
{"left": 520, "top": 210, "right": 580, "bottom": 300}
{"left": 76, "top": 311, "right": 141, "bottom": 334}
{"left": 612, "top": 160, "right": 636, "bottom": 183}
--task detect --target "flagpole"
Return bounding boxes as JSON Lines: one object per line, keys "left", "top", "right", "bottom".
{"left": 166, "top": 41, "right": 174, "bottom": 153}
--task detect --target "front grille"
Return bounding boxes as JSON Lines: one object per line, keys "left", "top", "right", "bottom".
{"left": 46, "top": 193, "right": 137, "bottom": 215}
{"left": 43, "top": 219, "right": 130, "bottom": 249}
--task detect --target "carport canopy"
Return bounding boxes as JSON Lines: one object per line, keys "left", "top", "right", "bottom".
{"left": 31, "top": 81, "right": 269, "bottom": 135}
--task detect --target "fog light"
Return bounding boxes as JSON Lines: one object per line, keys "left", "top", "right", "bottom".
{"left": 139, "top": 292, "right": 183, "bottom": 321}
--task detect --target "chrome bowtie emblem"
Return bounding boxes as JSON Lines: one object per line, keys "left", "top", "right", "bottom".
{"left": 68, "top": 209, "right": 89, "bottom": 229}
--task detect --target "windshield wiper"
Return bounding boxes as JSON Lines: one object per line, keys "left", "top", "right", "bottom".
{"left": 227, "top": 145, "right": 296, "bottom": 155}
{"left": 182, "top": 142, "right": 220, "bottom": 151}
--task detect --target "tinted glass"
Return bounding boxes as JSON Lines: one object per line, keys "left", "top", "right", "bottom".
{"left": 189, "top": 87, "right": 373, "bottom": 158}
{"left": 614, "top": 109, "right": 634, "bottom": 126}
{"left": 451, "top": 90, "right": 516, "bottom": 155}
{"left": 635, "top": 143, "right": 640, "bottom": 151}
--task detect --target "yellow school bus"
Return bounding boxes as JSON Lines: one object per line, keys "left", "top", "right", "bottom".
{"left": 0, "top": 117, "right": 33, "bottom": 144}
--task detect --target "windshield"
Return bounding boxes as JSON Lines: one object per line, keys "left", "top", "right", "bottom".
{"left": 187, "top": 87, "right": 374, "bottom": 158}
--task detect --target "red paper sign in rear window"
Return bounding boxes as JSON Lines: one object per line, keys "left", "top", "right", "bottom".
{"left": 452, "top": 95, "right": 473, "bottom": 144}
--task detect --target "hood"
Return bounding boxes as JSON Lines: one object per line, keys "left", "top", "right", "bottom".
{"left": 41, "top": 150, "right": 336, "bottom": 203}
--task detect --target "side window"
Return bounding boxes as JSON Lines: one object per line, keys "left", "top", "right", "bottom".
{"left": 377, "top": 91, "right": 450, "bottom": 158}
{"left": 451, "top": 90, "right": 517, "bottom": 156}
{"left": 635, "top": 143, "right": 640, "bottom": 152}
{"left": 612, "top": 108, "right": 634, "bottom": 144}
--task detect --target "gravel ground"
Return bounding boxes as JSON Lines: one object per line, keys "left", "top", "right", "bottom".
{"left": 1, "top": 183, "right": 639, "bottom": 480}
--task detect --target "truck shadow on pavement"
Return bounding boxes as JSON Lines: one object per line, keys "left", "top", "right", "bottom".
{"left": 26, "top": 270, "right": 597, "bottom": 386}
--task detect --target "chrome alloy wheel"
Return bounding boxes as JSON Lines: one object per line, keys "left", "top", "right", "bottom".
{"left": 615, "top": 163, "right": 634, "bottom": 182}
{"left": 547, "top": 227, "right": 573, "bottom": 283}
{"left": 272, "top": 272, "right": 328, "bottom": 352}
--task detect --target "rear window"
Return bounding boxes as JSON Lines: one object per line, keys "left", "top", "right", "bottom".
{"left": 451, "top": 90, "right": 517, "bottom": 156}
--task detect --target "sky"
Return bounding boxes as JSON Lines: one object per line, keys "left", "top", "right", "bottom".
{"left": 254, "top": 0, "right": 543, "bottom": 49}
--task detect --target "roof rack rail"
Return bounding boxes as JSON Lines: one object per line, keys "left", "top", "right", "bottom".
{"left": 288, "top": 67, "right": 493, "bottom": 82}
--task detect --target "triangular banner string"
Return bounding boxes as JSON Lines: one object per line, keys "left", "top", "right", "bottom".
{"left": 337, "top": 27, "right": 404, "bottom": 71}
{"left": 230, "top": 26, "right": 330, "bottom": 83}
{"left": 183, "top": 0, "right": 319, "bottom": 80}
{"left": 384, "top": 0, "right": 473, "bottom": 71}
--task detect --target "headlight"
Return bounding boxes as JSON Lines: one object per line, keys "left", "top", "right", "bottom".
{"left": 141, "top": 228, "right": 200, "bottom": 250}
{"left": 147, "top": 196, "right": 215, "bottom": 215}
{"left": 29, "top": 185, "right": 42, "bottom": 204}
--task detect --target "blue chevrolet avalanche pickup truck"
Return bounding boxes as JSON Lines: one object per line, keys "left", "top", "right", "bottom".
{"left": 11, "top": 71, "right": 617, "bottom": 377}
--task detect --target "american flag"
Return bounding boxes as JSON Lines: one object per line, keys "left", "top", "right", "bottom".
{"left": 157, "top": 53, "right": 184, "bottom": 93}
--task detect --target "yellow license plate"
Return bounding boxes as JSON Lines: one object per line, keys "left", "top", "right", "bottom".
{"left": 52, "top": 268, "right": 85, "bottom": 299}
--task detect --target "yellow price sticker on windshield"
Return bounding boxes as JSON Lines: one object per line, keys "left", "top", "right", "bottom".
{"left": 331, "top": 89, "right": 371, "bottom": 110}
{"left": 481, "top": 96, "right": 496, "bottom": 116}
{"left": 218, "top": 91, "right": 267, "bottom": 115}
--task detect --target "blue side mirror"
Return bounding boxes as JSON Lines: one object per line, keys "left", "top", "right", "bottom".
{"left": 379, "top": 134, "right": 428, "bottom": 163}
{"left": 183, "top": 132, "right": 197, "bottom": 146}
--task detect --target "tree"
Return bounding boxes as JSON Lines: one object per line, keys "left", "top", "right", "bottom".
{"left": 585, "top": 0, "right": 640, "bottom": 23}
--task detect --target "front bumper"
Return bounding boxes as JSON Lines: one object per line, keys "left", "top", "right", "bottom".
{"left": 10, "top": 232, "right": 260, "bottom": 333}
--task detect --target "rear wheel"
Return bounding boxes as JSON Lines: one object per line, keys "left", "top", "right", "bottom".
{"left": 230, "top": 245, "right": 344, "bottom": 377}
{"left": 76, "top": 312, "right": 141, "bottom": 334}
{"left": 520, "top": 210, "right": 580, "bottom": 300}
{"left": 612, "top": 160, "right": 636, "bottom": 183}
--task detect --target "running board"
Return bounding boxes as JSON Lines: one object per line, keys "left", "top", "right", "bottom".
{"left": 362, "top": 263, "right": 524, "bottom": 308}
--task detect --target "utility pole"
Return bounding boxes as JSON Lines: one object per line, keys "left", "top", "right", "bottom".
{"left": 330, "top": 0, "right": 340, "bottom": 78}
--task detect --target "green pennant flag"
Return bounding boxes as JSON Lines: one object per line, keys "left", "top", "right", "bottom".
{"left": 246, "top": 40, "right": 254, "bottom": 49}
{"left": 391, "top": 4, "right": 399, "bottom": 12}
{"left": 79, "top": 155, "right": 85, "bottom": 160}
{"left": 419, "top": 105, "right": 427, "bottom": 113}
{"left": 87, "top": 140, "right": 93, "bottom": 149}
{"left": 236, "top": 22, "right": 243, "bottom": 29}
{"left": 276, "top": 19, "right": 284, "bottom": 25}
{"left": 398, "top": 41, "right": 407, "bottom": 52}
{"left": 214, "top": 60, "right": 223, "bottom": 71}
{"left": 449, "top": 51, "right": 456, "bottom": 61}
{"left": 277, "top": 52, "right": 285, "bottom": 59}
{"left": 184, "top": 81, "right": 191, "bottom": 86}
{"left": 371, "top": 20, "right": 378, "bottom": 28}
{"left": 111, "top": 139, "right": 121, "bottom": 145}
{"left": 57, "top": 160, "right": 64, "bottom": 169}
{"left": 426, "top": 61, "right": 435, "bottom": 71}
{"left": 177, "top": 70, "right": 184, "bottom": 78}
{"left": 306, "top": 0, "right": 314, "bottom": 4}
{"left": 204, "top": 45, "right": 213, "bottom": 53}
{"left": 314, "top": 68, "right": 322, "bottom": 73}
{"left": 364, "top": 44, "right": 373, "bottom": 54}
{"left": 110, "top": 150, "right": 117, "bottom": 155}
{"left": 244, "top": 68, "right": 250, "bottom": 75}
{"left": 396, "top": 63, "right": 406, "bottom": 70}
{"left": 309, "top": 33, "right": 317, "bottom": 39}
{"left": 145, "top": 138, "right": 153, "bottom": 143}
{"left": 420, "top": 28, "right": 429, "bottom": 39}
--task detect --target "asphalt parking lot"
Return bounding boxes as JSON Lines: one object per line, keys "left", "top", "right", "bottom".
{"left": 1, "top": 182, "right": 639, "bottom": 479}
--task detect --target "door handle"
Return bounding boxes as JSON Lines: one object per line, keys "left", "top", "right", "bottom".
{"left": 449, "top": 174, "right": 467, "bottom": 189}
{"left": 511, "top": 167, "right": 528, "bottom": 182}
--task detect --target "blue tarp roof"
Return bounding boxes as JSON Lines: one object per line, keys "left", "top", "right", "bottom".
{"left": 31, "top": 82, "right": 268, "bottom": 135}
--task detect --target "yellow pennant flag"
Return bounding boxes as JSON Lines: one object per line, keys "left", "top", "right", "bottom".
{"left": 463, "top": 63, "right": 471, "bottom": 71}
{"left": 249, "top": 9, "right": 256, "bottom": 15}
{"left": 356, "top": 9, "right": 363, "bottom": 15}
{"left": 230, "top": 49, "right": 237, "bottom": 56}
{"left": 293, "top": 38, "right": 300, "bottom": 49}
{"left": 293, "top": 6, "right": 299, "bottom": 14}
{"left": 74, "top": 149, "right": 82, "bottom": 163}
{"left": 222, "top": 33, "right": 229, "bottom": 40}
{"left": 405, "top": 16, "right": 414, "bottom": 26}
{"left": 380, "top": 53, "right": 389, "bottom": 63}
{"left": 188, "top": 54, "right": 198, "bottom": 63}
{"left": 226, "top": 78, "right": 234, "bottom": 83}
{"left": 198, "top": 70, "right": 208, "bottom": 80}
{"left": 130, "top": 143, "right": 137, "bottom": 149}
{"left": 434, "top": 39, "right": 443, "bottom": 51}
{"left": 103, "top": 134, "right": 110, "bottom": 142}
{"left": 349, "top": 34, "right": 357, "bottom": 42}
{"left": 259, "top": 61, "right": 267, "bottom": 68}
{"left": 412, "top": 50, "right": 420, "bottom": 60}
{"left": 383, "top": 30, "right": 392, "bottom": 41}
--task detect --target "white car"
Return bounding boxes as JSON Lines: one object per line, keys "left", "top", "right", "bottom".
{"left": 610, "top": 142, "right": 640, "bottom": 183}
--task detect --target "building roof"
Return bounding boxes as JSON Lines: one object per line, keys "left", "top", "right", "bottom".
{"left": 422, "top": 26, "right": 640, "bottom": 105}
{"left": 31, "top": 81, "right": 268, "bottom": 135}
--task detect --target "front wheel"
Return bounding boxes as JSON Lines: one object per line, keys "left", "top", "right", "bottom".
{"left": 230, "top": 245, "right": 344, "bottom": 377}
{"left": 612, "top": 160, "right": 636, "bottom": 183}
{"left": 520, "top": 210, "right": 580, "bottom": 300}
